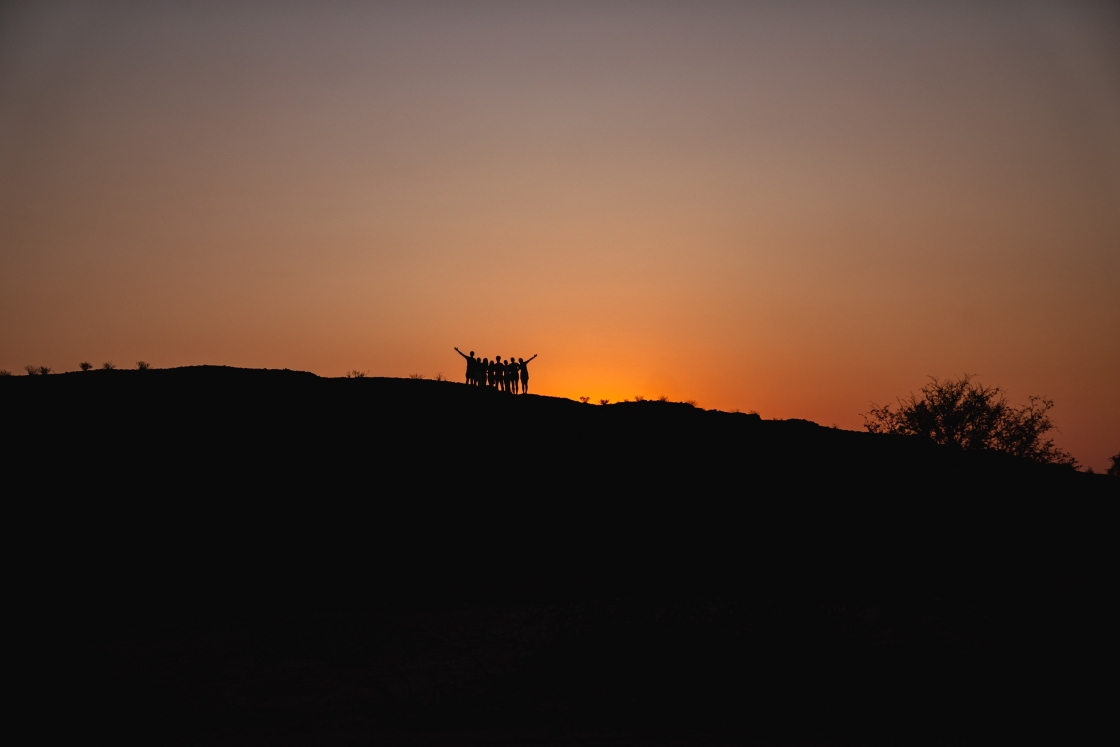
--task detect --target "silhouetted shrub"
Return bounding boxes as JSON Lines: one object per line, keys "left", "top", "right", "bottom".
{"left": 102, "top": 361, "right": 116, "bottom": 370}
{"left": 599, "top": 399, "right": 610, "bottom": 406}
{"left": 864, "top": 374, "right": 1075, "bottom": 466}
{"left": 136, "top": 361, "right": 151, "bottom": 370}
{"left": 0, "top": 369, "right": 12, "bottom": 376}
{"left": 79, "top": 362, "right": 92, "bottom": 371}
{"left": 657, "top": 395, "right": 669, "bottom": 402}
{"left": 25, "top": 365, "right": 50, "bottom": 376}
{"left": 434, "top": 372, "right": 446, "bottom": 381}
{"left": 634, "top": 395, "right": 645, "bottom": 402}
{"left": 1109, "top": 451, "right": 1120, "bottom": 478}
{"left": 579, "top": 396, "right": 590, "bottom": 404}
{"left": 408, "top": 373, "right": 424, "bottom": 379}
{"left": 346, "top": 370, "right": 368, "bottom": 378}
{"left": 684, "top": 399, "right": 697, "bottom": 407}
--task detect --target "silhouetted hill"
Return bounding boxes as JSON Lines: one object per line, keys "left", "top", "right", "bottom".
{"left": 5, "top": 366, "right": 1113, "bottom": 745}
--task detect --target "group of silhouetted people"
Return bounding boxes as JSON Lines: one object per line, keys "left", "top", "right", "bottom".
{"left": 455, "top": 348, "right": 537, "bottom": 394}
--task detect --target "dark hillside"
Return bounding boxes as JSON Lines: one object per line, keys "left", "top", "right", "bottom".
{"left": 4, "top": 366, "right": 1114, "bottom": 745}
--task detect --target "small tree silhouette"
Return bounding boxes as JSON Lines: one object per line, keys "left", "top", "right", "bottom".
{"left": 25, "top": 365, "right": 50, "bottom": 376}
{"left": 346, "top": 370, "right": 368, "bottom": 378}
{"left": 0, "top": 369, "right": 12, "bottom": 376}
{"left": 864, "top": 374, "right": 1075, "bottom": 466}
{"left": 579, "top": 396, "right": 590, "bottom": 404}
{"left": 1108, "top": 450, "right": 1119, "bottom": 478}
{"left": 634, "top": 395, "right": 645, "bottom": 402}
{"left": 599, "top": 399, "right": 610, "bottom": 406}
{"left": 434, "top": 372, "right": 446, "bottom": 381}
{"left": 656, "top": 395, "right": 669, "bottom": 402}
{"left": 408, "top": 373, "right": 425, "bottom": 379}
{"left": 79, "top": 362, "right": 92, "bottom": 371}
{"left": 102, "top": 361, "right": 116, "bottom": 370}
{"left": 136, "top": 361, "right": 151, "bottom": 370}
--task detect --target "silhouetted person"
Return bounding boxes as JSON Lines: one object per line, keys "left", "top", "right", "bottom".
{"left": 492, "top": 355, "right": 502, "bottom": 389}
{"left": 510, "top": 359, "right": 519, "bottom": 394}
{"left": 480, "top": 358, "right": 489, "bottom": 387}
{"left": 454, "top": 348, "right": 475, "bottom": 385}
{"left": 519, "top": 355, "right": 537, "bottom": 393}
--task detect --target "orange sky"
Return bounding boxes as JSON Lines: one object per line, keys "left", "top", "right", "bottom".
{"left": 2, "top": 2, "right": 1118, "bottom": 469}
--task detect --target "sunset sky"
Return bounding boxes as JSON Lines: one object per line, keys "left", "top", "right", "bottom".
{"left": 2, "top": 1, "right": 1118, "bottom": 469}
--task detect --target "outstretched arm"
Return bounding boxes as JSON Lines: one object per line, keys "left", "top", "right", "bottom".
{"left": 454, "top": 347, "right": 469, "bottom": 359}
{"left": 526, "top": 354, "right": 538, "bottom": 363}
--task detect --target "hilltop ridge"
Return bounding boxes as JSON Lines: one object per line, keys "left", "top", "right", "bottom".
{"left": 6, "top": 365, "right": 1113, "bottom": 745}
{"left": 6, "top": 363, "right": 1101, "bottom": 492}
{"left": 6, "top": 364, "right": 1108, "bottom": 594}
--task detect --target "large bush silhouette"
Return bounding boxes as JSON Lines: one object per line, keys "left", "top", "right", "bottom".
{"left": 864, "top": 375, "right": 1075, "bottom": 466}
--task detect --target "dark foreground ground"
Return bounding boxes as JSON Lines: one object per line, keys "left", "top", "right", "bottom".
{"left": 4, "top": 366, "right": 1115, "bottom": 745}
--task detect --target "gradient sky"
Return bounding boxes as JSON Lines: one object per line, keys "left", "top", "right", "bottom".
{"left": 2, "top": 1, "right": 1118, "bottom": 468}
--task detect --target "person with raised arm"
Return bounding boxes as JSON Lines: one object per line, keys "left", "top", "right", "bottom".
{"left": 454, "top": 348, "right": 476, "bottom": 385}
{"left": 518, "top": 354, "right": 537, "bottom": 394}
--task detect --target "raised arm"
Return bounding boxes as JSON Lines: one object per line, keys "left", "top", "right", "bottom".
{"left": 525, "top": 354, "right": 538, "bottom": 363}
{"left": 454, "top": 347, "right": 469, "bottom": 359}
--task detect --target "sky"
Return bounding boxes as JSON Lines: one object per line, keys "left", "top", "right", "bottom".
{"left": 1, "top": 1, "right": 1118, "bottom": 469}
